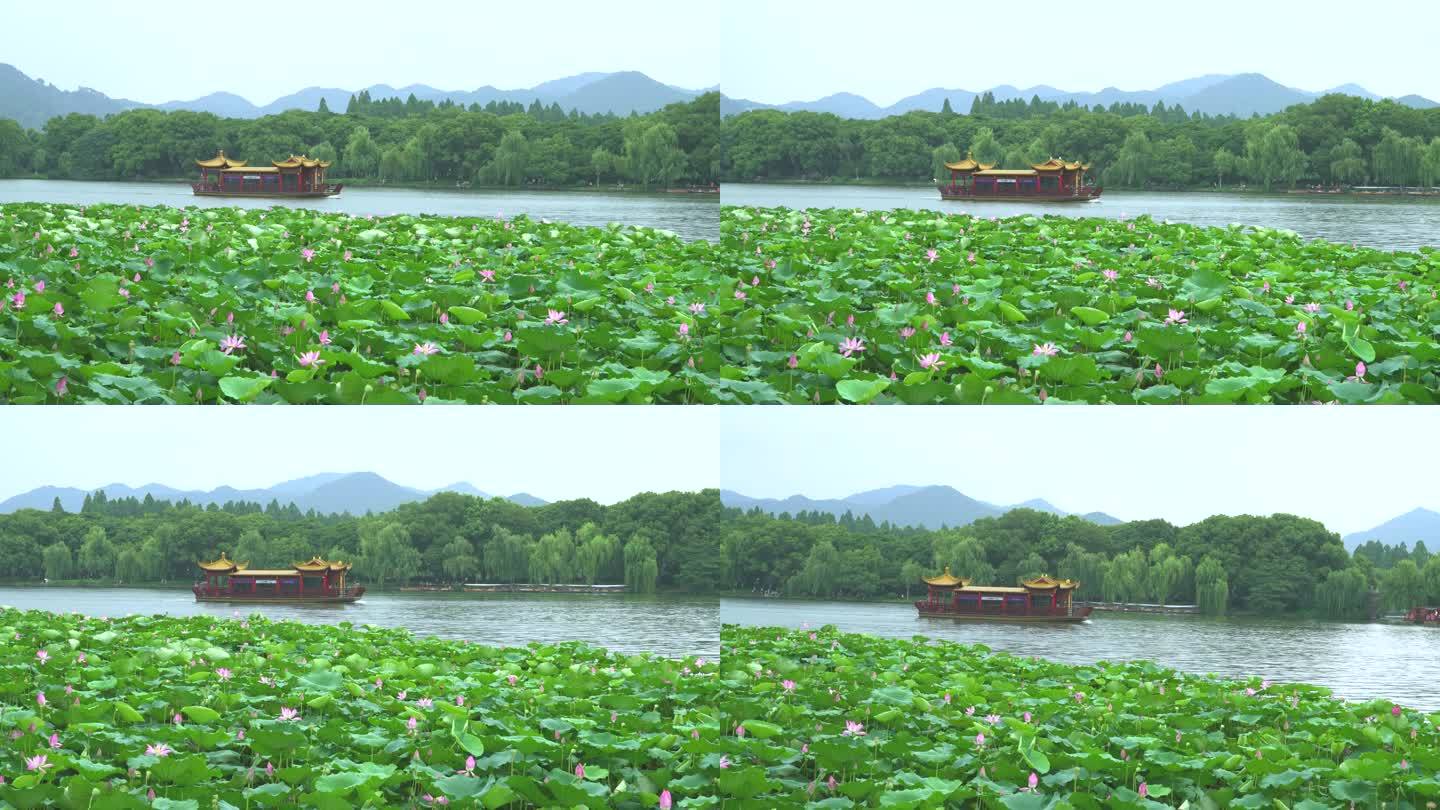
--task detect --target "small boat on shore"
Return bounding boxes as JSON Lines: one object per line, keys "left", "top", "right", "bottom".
{"left": 193, "top": 553, "right": 364, "bottom": 603}
{"left": 462, "top": 583, "right": 628, "bottom": 594}
{"left": 192, "top": 151, "right": 342, "bottom": 198}
{"left": 914, "top": 567, "right": 1092, "bottom": 623}
{"left": 1405, "top": 606, "right": 1440, "bottom": 625}
{"left": 938, "top": 154, "right": 1101, "bottom": 202}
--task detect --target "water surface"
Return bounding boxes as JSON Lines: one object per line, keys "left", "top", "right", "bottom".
{"left": 722, "top": 597, "right": 1440, "bottom": 710}
{"left": 0, "top": 179, "right": 718, "bottom": 242}
{"left": 0, "top": 586, "right": 718, "bottom": 659}
{"left": 722, "top": 183, "right": 1440, "bottom": 252}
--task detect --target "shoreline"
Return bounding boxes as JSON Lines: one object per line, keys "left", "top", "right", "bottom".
{"left": 3, "top": 174, "right": 719, "bottom": 198}
{"left": 720, "top": 179, "right": 1440, "bottom": 199}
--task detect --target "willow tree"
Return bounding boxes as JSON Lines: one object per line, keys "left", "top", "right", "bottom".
{"left": 1213, "top": 147, "right": 1238, "bottom": 188}
{"left": 491, "top": 130, "right": 530, "bottom": 186}
{"left": 1384, "top": 559, "right": 1426, "bottom": 611}
{"left": 42, "top": 542, "right": 73, "bottom": 580}
{"left": 343, "top": 126, "right": 380, "bottom": 178}
{"left": 574, "top": 524, "right": 619, "bottom": 585}
{"left": 439, "top": 537, "right": 480, "bottom": 583}
{"left": 932, "top": 534, "right": 993, "bottom": 586}
{"left": 1421, "top": 137, "right": 1440, "bottom": 188}
{"left": 623, "top": 535, "right": 659, "bottom": 594}
{"left": 483, "top": 527, "right": 531, "bottom": 583}
{"left": 1195, "top": 556, "right": 1228, "bottom": 616}
{"left": 359, "top": 522, "right": 420, "bottom": 588}
{"left": 1329, "top": 138, "right": 1366, "bottom": 185}
{"left": 1315, "top": 567, "right": 1369, "bottom": 619}
{"left": 1372, "top": 127, "right": 1422, "bottom": 186}
{"left": 930, "top": 142, "right": 961, "bottom": 182}
{"left": 969, "top": 127, "right": 1002, "bottom": 167}
{"left": 1114, "top": 129, "right": 1153, "bottom": 187}
{"left": 78, "top": 526, "right": 116, "bottom": 579}
{"left": 528, "top": 529, "right": 575, "bottom": 584}
{"left": 788, "top": 540, "right": 840, "bottom": 598}
{"left": 1014, "top": 552, "right": 1047, "bottom": 584}
{"left": 1424, "top": 556, "right": 1440, "bottom": 604}
{"left": 1244, "top": 124, "right": 1306, "bottom": 190}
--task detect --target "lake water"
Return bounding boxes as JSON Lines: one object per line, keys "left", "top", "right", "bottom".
{"left": 0, "top": 179, "right": 719, "bottom": 242}
{"left": 0, "top": 587, "right": 719, "bottom": 659}
{"left": 722, "top": 183, "right": 1440, "bottom": 252}
{"left": 722, "top": 597, "right": 1440, "bottom": 710}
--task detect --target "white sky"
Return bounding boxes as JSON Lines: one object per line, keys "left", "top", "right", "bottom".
{"left": 722, "top": 0, "right": 1440, "bottom": 106}
{"left": 720, "top": 408, "right": 1431, "bottom": 535}
{"left": 3, "top": 0, "right": 718, "bottom": 104}
{"left": 0, "top": 407, "right": 719, "bottom": 504}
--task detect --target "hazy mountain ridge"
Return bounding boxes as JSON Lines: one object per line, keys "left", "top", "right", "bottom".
{"left": 0, "top": 473, "right": 547, "bottom": 515}
{"left": 1343, "top": 508, "right": 1440, "bottom": 550}
{"left": 720, "top": 485, "right": 1122, "bottom": 529}
{"left": 0, "top": 64, "right": 704, "bottom": 128}
{"left": 721, "top": 72, "right": 1439, "bottom": 119}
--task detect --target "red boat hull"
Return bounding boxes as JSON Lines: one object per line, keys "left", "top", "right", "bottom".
{"left": 916, "top": 605, "right": 1094, "bottom": 623}
{"left": 193, "top": 586, "right": 364, "bottom": 604}
{"left": 191, "top": 183, "right": 343, "bottom": 198}
{"left": 938, "top": 186, "right": 1102, "bottom": 203}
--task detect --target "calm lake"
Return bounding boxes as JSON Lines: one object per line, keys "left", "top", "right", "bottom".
{"left": 0, "top": 587, "right": 719, "bottom": 659}
{"left": 722, "top": 597, "right": 1440, "bottom": 710}
{"left": 722, "top": 183, "right": 1440, "bottom": 252}
{"left": 0, "top": 179, "right": 719, "bottom": 242}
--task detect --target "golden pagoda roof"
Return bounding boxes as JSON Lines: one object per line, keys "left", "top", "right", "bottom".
{"left": 196, "top": 150, "right": 246, "bottom": 169}
{"left": 1022, "top": 575, "right": 1080, "bottom": 590}
{"left": 197, "top": 552, "right": 248, "bottom": 572}
{"left": 943, "top": 151, "right": 995, "bottom": 172}
{"left": 294, "top": 556, "right": 351, "bottom": 572}
{"left": 1031, "top": 157, "right": 1091, "bottom": 172}
{"left": 272, "top": 154, "right": 332, "bottom": 169}
{"left": 922, "top": 566, "right": 970, "bottom": 587}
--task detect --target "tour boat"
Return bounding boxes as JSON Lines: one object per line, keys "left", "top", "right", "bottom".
{"left": 192, "top": 151, "right": 343, "bottom": 198}
{"left": 938, "top": 154, "right": 1101, "bottom": 202}
{"left": 914, "top": 568, "right": 1093, "bottom": 623}
{"left": 1405, "top": 606, "right": 1440, "bottom": 625}
{"left": 193, "top": 553, "right": 364, "bottom": 603}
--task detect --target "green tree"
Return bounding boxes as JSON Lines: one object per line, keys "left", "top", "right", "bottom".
{"left": 788, "top": 540, "right": 840, "bottom": 598}
{"left": 1213, "top": 147, "right": 1237, "bottom": 188}
{"left": 1114, "top": 129, "right": 1153, "bottom": 187}
{"left": 1372, "top": 127, "right": 1422, "bottom": 186}
{"left": 623, "top": 534, "right": 659, "bottom": 594}
{"left": 1329, "top": 138, "right": 1367, "bottom": 186}
{"left": 969, "top": 127, "right": 1002, "bottom": 167}
{"left": 343, "top": 126, "right": 380, "bottom": 178}
{"left": 490, "top": 130, "right": 529, "bottom": 186}
{"left": 1316, "top": 567, "right": 1370, "bottom": 619}
{"left": 931, "top": 142, "right": 961, "bottom": 182}
{"left": 1384, "top": 559, "right": 1426, "bottom": 611}
{"left": 1420, "top": 137, "right": 1440, "bottom": 188}
{"left": 528, "top": 528, "right": 575, "bottom": 584}
{"left": 1244, "top": 123, "right": 1307, "bottom": 190}
{"left": 78, "top": 526, "right": 116, "bottom": 578}
{"left": 439, "top": 537, "right": 479, "bottom": 583}
{"left": 42, "top": 542, "right": 73, "bottom": 580}
{"left": 1195, "top": 556, "right": 1229, "bottom": 616}
{"left": 359, "top": 522, "right": 421, "bottom": 588}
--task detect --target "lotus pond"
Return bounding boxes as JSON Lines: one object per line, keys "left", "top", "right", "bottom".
{"left": 0, "top": 202, "right": 726, "bottom": 404}
{"left": 720, "top": 206, "right": 1440, "bottom": 403}
{"left": 718, "top": 625, "right": 1440, "bottom": 808}
{"left": 0, "top": 608, "right": 722, "bottom": 808}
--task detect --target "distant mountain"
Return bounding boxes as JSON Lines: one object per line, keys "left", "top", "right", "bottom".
{"left": 0, "top": 63, "right": 704, "bottom": 128}
{"left": 1343, "top": 508, "right": 1440, "bottom": 550}
{"left": 722, "top": 72, "right": 1439, "bottom": 119}
{"left": 0, "top": 473, "right": 546, "bottom": 515}
{"left": 720, "top": 485, "right": 1121, "bottom": 529}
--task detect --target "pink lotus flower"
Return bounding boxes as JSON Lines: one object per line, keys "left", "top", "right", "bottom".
{"left": 11, "top": 291, "right": 23, "bottom": 309}
{"left": 34, "top": 280, "right": 44, "bottom": 292}
{"left": 975, "top": 732, "right": 985, "bottom": 747}
{"left": 782, "top": 679, "right": 796, "bottom": 693}
{"left": 918, "top": 353, "right": 944, "bottom": 370}
{"left": 407, "top": 716, "right": 418, "bottom": 733}
{"left": 24, "top": 754, "right": 47, "bottom": 772}
{"left": 36, "top": 691, "right": 46, "bottom": 707}
{"left": 305, "top": 289, "right": 316, "bottom": 303}
{"left": 925, "top": 291, "right": 937, "bottom": 305}
{"left": 1023, "top": 711, "right": 1032, "bottom": 722}
{"left": 416, "top": 698, "right": 433, "bottom": 708}
{"left": 1103, "top": 269, "right": 1118, "bottom": 282}
{"left": 841, "top": 720, "right": 866, "bottom": 736}
{"left": 146, "top": 257, "right": 155, "bottom": 268}
{"left": 678, "top": 323, "right": 690, "bottom": 337}
{"left": 787, "top": 354, "right": 798, "bottom": 369}
{"left": 926, "top": 249, "right": 938, "bottom": 263}
{"left": 52, "top": 302, "right": 63, "bottom": 317}
{"left": 1032, "top": 342, "right": 1059, "bottom": 357}
{"left": 1392, "top": 704, "right": 1402, "bottom": 717}
{"left": 119, "top": 287, "right": 131, "bottom": 299}
{"left": 301, "top": 248, "right": 315, "bottom": 262}
{"left": 1138, "top": 782, "right": 1148, "bottom": 797}
{"left": 534, "top": 364, "right": 544, "bottom": 381}
{"left": 35, "top": 650, "right": 47, "bottom": 664}
{"left": 1028, "top": 772, "right": 1038, "bottom": 791}
{"left": 736, "top": 725, "right": 745, "bottom": 738}
{"left": 216, "top": 667, "right": 232, "bottom": 681}
{"left": 413, "top": 342, "right": 440, "bottom": 356}
{"left": 575, "top": 763, "right": 586, "bottom": 779}
{"left": 544, "top": 309, "right": 568, "bottom": 326}
{"left": 718, "top": 755, "right": 730, "bottom": 769}
{"left": 1123, "top": 330, "right": 1133, "bottom": 342}
{"left": 838, "top": 337, "right": 865, "bottom": 357}
{"left": 146, "top": 742, "right": 173, "bottom": 757}
{"left": 319, "top": 330, "right": 332, "bottom": 346}
{"left": 343, "top": 250, "right": 352, "bottom": 261}
{"left": 1164, "top": 309, "right": 1187, "bottom": 325}
{"left": 220, "top": 334, "right": 246, "bottom": 355}
{"left": 659, "top": 789, "right": 673, "bottom": 809}
{"left": 297, "top": 351, "right": 324, "bottom": 368}
{"left": 1295, "top": 321, "right": 1307, "bottom": 334}
{"left": 278, "top": 707, "right": 299, "bottom": 721}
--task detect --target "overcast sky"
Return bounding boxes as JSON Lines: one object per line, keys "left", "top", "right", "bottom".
{"left": 723, "top": 0, "right": 1440, "bottom": 106}
{"left": 1, "top": 407, "right": 718, "bottom": 504}
{"left": 3, "top": 0, "right": 717, "bottom": 104}
{"left": 720, "top": 408, "right": 1430, "bottom": 535}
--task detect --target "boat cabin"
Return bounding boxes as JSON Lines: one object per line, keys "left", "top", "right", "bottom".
{"left": 194, "top": 553, "right": 361, "bottom": 602}
{"left": 193, "top": 151, "right": 339, "bottom": 197}
{"left": 940, "top": 153, "right": 1099, "bottom": 201}
{"left": 916, "top": 567, "right": 1088, "bottom": 621}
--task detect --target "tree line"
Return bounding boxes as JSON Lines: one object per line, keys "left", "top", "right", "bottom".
{"left": 721, "top": 506, "right": 1440, "bottom": 619}
{"left": 0, "top": 489, "right": 722, "bottom": 594}
{"left": 721, "top": 93, "right": 1440, "bottom": 190}
{"left": 0, "top": 92, "right": 719, "bottom": 190}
